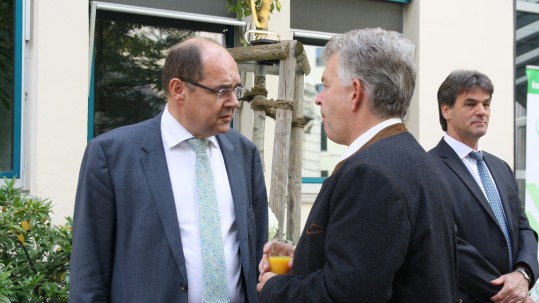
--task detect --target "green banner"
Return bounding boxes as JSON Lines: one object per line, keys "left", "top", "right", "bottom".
{"left": 527, "top": 68, "right": 539, "bottom": 95}
{"left": 526, "top": 66, "right": 539, "bottom": 300}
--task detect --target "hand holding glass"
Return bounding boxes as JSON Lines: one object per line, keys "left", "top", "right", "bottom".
{"left": 269, "top": 239, "right": 293, "bottom": 274}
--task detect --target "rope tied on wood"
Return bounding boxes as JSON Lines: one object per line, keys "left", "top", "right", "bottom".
{"left": 274, "top": 99, "right": 294, "bottom": 110}
{"left": 250, "top": 98, "right": 275, "bottom": 112}
{"left": 250, "top": 98, "right": 305, "bottom": 128}
{"left": 292, "top": 117, "right": 306, "bottom": 128}
{"left": 240, "top": 87, "right": 268, "bottom": 102}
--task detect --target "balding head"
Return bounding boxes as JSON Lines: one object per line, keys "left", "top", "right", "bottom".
{"left": 162, "top": 37, "right": 227, "bottom": 96}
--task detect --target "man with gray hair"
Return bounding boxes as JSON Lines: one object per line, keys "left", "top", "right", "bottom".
{"left": 257, "top": 27, "right": 458, "bottom": 302}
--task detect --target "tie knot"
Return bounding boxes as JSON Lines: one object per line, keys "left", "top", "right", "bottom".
{"left": 187, "top": 138, "right": 208, "bottom": 154}
{"left": 468, "top": 150, "right": 483, "bottom": 162}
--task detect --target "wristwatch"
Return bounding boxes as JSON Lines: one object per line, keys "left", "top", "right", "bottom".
{"left": 516, "top": 267, "right": 531, "bottom": 281}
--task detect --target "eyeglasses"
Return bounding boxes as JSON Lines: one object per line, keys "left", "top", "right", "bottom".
{"left": 182, "top": 79, "right": 246, "bottom": 102}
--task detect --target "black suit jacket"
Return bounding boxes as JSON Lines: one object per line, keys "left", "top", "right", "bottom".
{"left": 429, "top": 138, "right": 539, "bottom": 303}
{"left": 69, "top": 113, "right": 268, "bottom": 303}
{"left": 260, "top": 124, "right": 458, "bottom": 302}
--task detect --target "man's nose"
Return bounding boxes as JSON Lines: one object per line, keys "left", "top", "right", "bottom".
{"left": 315, "top": 93, "right": 322, "bottom": 106}
{"left": 225, "top": 94, "right": 240, "bottom": 108}
{"left": 476, "top": 104, "right": 488, "bottom": 114}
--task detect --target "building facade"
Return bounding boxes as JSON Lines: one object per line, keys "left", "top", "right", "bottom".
{"left": 1, "top": 0, "right": 520, "bottom": 229}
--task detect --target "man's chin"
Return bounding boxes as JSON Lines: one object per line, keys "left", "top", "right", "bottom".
{"left": 473, "top": 129, "right": 488, "bottom": 139}
{"left": 216, "top": 124, "right": 231, "bottom": 134}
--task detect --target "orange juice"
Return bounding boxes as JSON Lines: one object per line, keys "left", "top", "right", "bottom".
{"left": 269, "top": 256, "right": 291, "bottom": 274}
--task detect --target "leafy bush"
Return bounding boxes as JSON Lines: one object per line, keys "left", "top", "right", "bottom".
{"left": 0, "top": 178, "right": 71, "bottom": 303}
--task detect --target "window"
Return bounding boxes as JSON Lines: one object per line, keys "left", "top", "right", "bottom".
{"left": 315, "top": 47, "right": 323, "bottom": 66}
{"left": 89, "top": 3, "right": 240, "bottom": 139}
{"left": 0, "top": 0, "right": 22, "bottom": 178}
{"left": 320, "top": 124, "right": 327, "bottom": 152}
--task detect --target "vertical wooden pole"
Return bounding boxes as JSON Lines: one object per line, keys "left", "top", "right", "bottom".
{"left": 252, "top": 64, "right": 267, "bottom": 172}
{"left": 287, "top": 70, "right": 304, "bottom": 244}
{"left": 269, "top": 41, "right": 296, "bottom": 240}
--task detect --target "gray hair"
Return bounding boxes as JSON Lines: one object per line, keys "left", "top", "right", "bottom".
{"left": 322, "top": 28, "right": 417, "bottom": 118}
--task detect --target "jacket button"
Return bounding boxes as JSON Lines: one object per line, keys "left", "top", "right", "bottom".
{"left": 180, "top": 283, "right": 188, "bottom": 292}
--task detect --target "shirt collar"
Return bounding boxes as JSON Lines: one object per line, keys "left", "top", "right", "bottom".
{"left": 443, "top": 134, "right": 482, "bottom": 160}
{"left": 339, "top": 117, "right": 402, "bottom": 161}
{"left": 161, "top": 104, "right": 218, "bottom": 149}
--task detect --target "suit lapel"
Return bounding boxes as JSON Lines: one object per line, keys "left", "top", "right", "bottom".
{"left": 436, "top": 139, "right": 501, "bottom": 228}
{"left": 140, "top": 114, "right": 188, "bottom": 282}
{"left": 217, "top": 134, "right": 251, "bottom": 277}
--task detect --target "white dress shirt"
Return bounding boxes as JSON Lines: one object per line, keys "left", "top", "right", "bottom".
{"left": 161, "top": 105, "right": 242, "bottom": 302}
{"left": 339, "top": 118, "right": 402, "bottom": 162}
{"left": 443, "top": 134, "right": 502, "bottom": 203}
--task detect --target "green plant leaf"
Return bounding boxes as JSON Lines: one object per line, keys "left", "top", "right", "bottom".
{"left": 0, "top": 177, "right": 71, "bottom": 302}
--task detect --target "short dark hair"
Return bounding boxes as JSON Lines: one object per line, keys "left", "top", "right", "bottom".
{"left": 162, "top": 38, "right": 220, "bottom": 95}
{"left": 437, "top": 70, "right": 494, "bottom": 131}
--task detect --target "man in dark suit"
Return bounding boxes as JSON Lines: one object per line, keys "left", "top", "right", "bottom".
{"left": 69, "top": 38, "right": 268, "bottom": 302}
{"left": 429, "top": 70, "right": 539, "bottom": 303}
{"left": 256, "top": 28, "right": 458, "bottom": 302}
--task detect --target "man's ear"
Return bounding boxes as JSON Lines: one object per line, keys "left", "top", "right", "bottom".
{"left": 441, "top": 103, "right": 451, "bottom": 120}
{"left": 351, "top": 78, "right": 363, "bottom": 111}
{"left": 169, "top": 78, "right": 185, "bottom": 101}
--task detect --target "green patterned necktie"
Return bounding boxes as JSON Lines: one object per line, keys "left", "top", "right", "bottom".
{"left": 187, "top": 138, "right": 230, "bottom": 302}
{"left": 469, "top": 151, "right": 513, "bottom": 271}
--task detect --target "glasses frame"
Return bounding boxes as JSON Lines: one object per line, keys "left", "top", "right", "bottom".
{"left": 181, "top": 79, "right": 245, "bottom": 102}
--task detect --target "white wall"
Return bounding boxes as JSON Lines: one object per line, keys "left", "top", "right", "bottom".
{"left": 405, "top": 0, "right": 515, "bottom": 165}
{"left": 26, "top": 0, "right": 88, "bottom": 224}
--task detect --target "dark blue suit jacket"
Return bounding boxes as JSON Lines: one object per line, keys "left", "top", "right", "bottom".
{"left": 69, "top": 113, "right": 268, "bottom": 302}
{"left": 260, "top": 124, "right": 458, "bottom": 302}
{"left": 429, "top": 138, "right": 539, "bottom": 303}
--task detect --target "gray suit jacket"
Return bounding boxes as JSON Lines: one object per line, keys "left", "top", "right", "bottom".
{"left": 260, "top": 124, "right": 458, "bottom": 302}
{"left": 429, "top": 138, "right": 539, "bottom": 303}
{"left": 69, "top": 113, "right": 268, "bottom": 303}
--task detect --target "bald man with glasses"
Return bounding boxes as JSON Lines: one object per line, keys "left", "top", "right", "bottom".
{"left": 69, "top": 37, "right": 268, "bottom": 303}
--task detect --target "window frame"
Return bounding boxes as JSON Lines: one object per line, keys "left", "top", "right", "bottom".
{"left": 0, "top": 0, "right": 23, "bottom": 180}
{"left": 87, "top": 1, "right": 246, "bottom": 140}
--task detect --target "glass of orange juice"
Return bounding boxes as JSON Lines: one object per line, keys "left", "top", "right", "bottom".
{"left": 269, "top": 239, "right": 293, "bottom": 274}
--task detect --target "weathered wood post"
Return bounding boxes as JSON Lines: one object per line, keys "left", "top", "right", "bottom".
{"left": 228, "top": 41, "right": 310, "bottom": 242}
{"left": 270, "top": 40, "right": 296, "bottom": 240}
{"left": 287, "top": 42, "right": 310, "bottom": 243}
{"left": 229, "top": 42, "right": 288, "bottom": 175}
{"left": 251, "top": 64, "right": 268, "bottom": 171}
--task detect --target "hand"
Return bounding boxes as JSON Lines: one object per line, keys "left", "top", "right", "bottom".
{"left": 490, "top": 271, "right": 530, "bottom": 303}
{"left": 258, "top": 240, "right": 295, "bottom": 281}
{"left": 257, "top": 271, "right": 277, "bottom": 293}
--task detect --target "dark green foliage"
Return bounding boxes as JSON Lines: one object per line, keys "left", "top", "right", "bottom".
{"left": 0, "top": 178, "right": 72, "bottom": 303}
{"left": 93, "top": 21, "right": 194, "bottom": 136}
